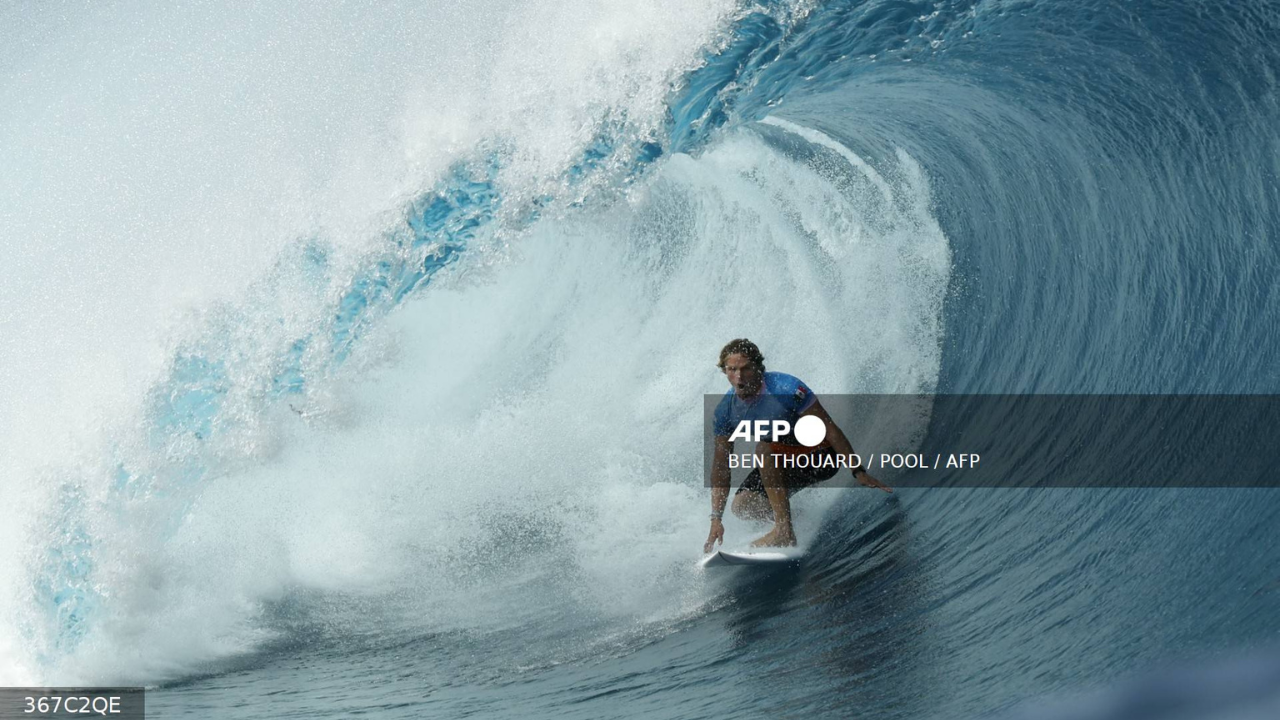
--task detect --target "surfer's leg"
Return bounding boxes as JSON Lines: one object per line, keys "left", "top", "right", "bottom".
{"left": 751, "top": 452, "right": 796, "bottom": 547}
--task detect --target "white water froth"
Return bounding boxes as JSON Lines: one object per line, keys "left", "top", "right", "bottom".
{"left": 0, "top": 2, "right": 949, "bottom": 686}
{"left": 22, "top": 122, "right": 946, "bottom": 684}
{"left": 0, "top": 0, "right": 739, "bottom": 683}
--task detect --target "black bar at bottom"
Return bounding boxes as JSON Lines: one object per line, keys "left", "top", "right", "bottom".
{"left": 0, "top": 689, "right": 144, "bottom": 720}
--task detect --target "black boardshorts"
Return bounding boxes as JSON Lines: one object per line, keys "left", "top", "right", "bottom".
{"left": 735, "top": 445, "right": 841, "bottom": 499}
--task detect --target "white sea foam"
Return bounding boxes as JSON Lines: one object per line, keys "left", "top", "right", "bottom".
{"left": 0, "top": 1, "right": 948, "bottom": 684}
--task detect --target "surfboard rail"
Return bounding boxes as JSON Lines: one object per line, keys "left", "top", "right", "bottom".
{"left": 699, "top": 548, "right": 805, "bottom": 568}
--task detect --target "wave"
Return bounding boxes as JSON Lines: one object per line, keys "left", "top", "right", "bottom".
{"left": 4, "top": 1, "right": 1279, "bottom": 716}
{"left": 3, "top": 0, "right": 950, "bottom": 683}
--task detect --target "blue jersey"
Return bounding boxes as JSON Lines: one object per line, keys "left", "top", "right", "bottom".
{"left": 713, "top": 372, "right": 818, "bottom": 439}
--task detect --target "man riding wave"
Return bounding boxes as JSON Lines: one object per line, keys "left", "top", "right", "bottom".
{"left": 705, "top": 339, "right": 891, "bottom": 551}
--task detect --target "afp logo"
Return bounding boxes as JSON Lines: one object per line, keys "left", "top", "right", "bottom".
{"left": 728, "top": 415, "right": 827, "bottom": 447}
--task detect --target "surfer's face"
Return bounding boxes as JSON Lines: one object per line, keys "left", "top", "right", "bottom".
{"left": 722, "top": 354, "right": 762, "bottom": 397}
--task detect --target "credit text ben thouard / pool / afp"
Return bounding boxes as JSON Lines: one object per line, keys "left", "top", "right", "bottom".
{"left": 724, "top": 417, "right": 981, "bottom": 471}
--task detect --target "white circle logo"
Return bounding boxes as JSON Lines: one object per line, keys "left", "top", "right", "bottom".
{"left": 794, "top": 415, "right": 827, "bottom": 447}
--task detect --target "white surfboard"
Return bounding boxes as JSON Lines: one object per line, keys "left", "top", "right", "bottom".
{"left": 699, "top": 547, "right": 805, "bottom": 569}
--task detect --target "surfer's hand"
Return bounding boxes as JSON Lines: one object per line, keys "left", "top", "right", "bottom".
{"left": 704, "top": 518, "right": 724, "bottom": 553}
{"left": 856, "top": 470, "right": 893, "bottom": 493}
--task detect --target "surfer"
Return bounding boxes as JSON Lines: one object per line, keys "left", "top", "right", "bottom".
{"left": 704, "top": 339, "right": 891, "bottom": 550}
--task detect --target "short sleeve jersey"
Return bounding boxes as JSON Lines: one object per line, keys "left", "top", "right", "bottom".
{"left": 713, "top": 372, "right": 818, "bottom": 439}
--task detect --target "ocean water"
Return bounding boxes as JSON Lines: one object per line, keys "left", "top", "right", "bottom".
{"left": 2, "top": 1, "right": 1279, "bottom": 718}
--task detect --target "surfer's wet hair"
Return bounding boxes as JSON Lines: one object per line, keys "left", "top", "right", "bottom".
{"left": 717, "top": 338, "right": 765, "bottom": 372}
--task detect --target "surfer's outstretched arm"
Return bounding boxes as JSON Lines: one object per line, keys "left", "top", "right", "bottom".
{"left": 705, "top": 436, "right": 732, "bottom": 552}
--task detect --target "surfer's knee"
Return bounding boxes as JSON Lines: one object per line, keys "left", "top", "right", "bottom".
{"left": 758, "top": 454, "right": 786, "bottom": 484}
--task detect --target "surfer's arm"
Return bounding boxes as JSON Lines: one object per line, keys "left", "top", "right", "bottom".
{"left": 710, "top": 435, "right": 732, "bottom": 517}
{"left": 704, "top": 436, "right": 732, "bottom": 552}
{"left": 803, "top": 398, "right": 892, "bottom": 493}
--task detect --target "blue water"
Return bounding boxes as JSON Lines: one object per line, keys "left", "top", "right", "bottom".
{"left": 5, "top": 0, "right": 1280, "bottom": 717}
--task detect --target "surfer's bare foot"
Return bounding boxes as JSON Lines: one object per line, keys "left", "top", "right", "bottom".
{"left": 750, "top": 526, "right": 797, "bottom": 547}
